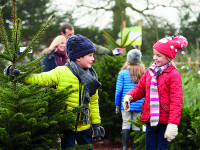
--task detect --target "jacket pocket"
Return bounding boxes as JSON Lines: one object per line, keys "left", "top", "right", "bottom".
{"left": 160, "top": 101, "right": 169, "bottom": 113}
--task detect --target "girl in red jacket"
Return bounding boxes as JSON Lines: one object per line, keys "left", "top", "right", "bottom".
{"left": 123, "top": 35, "right": 188, "bottom": 150}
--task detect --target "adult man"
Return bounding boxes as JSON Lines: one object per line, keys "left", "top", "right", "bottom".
{"left": 60, "top": 23, "right": 74, "bottom": 39}
{"left": 60, "top": 23, "right": 112, "bottom": 55}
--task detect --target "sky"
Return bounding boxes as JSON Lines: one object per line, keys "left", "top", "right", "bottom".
{"left": 50, "top": 0, "right": 200, "bottom": 29}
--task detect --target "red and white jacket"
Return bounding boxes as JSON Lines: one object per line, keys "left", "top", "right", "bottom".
{"left": 127, "top": 65, "right": 183, "bottom": 125}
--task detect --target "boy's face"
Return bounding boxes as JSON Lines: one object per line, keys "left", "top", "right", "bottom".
{"left": 153, "top": 49, "right": 170, "bottom": 67}
{"left": 76, "top": 53, "right": 95, "bottom": 69}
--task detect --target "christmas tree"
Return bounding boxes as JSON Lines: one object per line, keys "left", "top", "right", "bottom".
{"left": 0, "top": 0, "right": 77, "bottom": 149}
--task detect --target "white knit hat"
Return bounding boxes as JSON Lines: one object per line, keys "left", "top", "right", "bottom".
{"left": 127, "top": 49, "right": 142, "bottom": 64}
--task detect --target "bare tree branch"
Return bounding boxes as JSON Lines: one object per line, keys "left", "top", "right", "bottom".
{"left": 65, "top": 0, "right": 197, "bottom": 34}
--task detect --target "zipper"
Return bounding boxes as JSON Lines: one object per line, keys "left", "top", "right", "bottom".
{"left": 75, "top": 80, "right": 82, "bottom": 130}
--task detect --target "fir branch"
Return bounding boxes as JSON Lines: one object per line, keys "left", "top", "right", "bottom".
{"left": 16, "top": 66, "right": 44, "bottom": 82}
{"left": 0, "top": 9, "right": 12, "bottom": 59}
{"left": 0, "top": 100, "right": 16, "bottom": 112}
{"left": 0, "top": 73, "right": 12, "bottom": 82}
{"left": 12, "top": 18, "right": 22, "bottom": 61}
{"left": 11, "top": 0, "right": 17, "bottom": 62}
{"left": 0, "top": 108, "right": 12, "bottom": 136}
{"left": 125, "top": 34, "right": 141, "bottom": 47}
{"left": 18, "top": 89, "right": 45, "bottom": 100}
{"left": 32, "top": 109, "right": 47, "bottom": 119}
{"left": 17, "top": 54, "right": 46, "bottom": 71}
{"left": 15, "top": 67, "right": 36, "bottom": 82}
{"left": 11, "top": 131, "right": 31, "bottom": 145}
{"left": 121, "top": 30, "right": 130, "bottom": 47}
{"left": 120, "top": 12, "right": 124, "bottom": 47}
{"left": 102, "top": 29, "right": 120, "bottom": 48}
{"left": 0, "top": 126, "right": 10, "bottom": 144}
{"left": 12, "top": 0, "right": 17, "bottom": 31}
{"left": 51, "top": 86, "right": 75, "bottom": 102}
{"left": 16, "top": 14, "right": 56, "bottom": 62}
{"left": 21, "top": 99, "right": 48, "bottom": 116}
{"left": 17, "top": 83, "right": 44, "bottom": 99}
{"left": 0, "top": 53, "right": 11, "bottom": 61}
{"left": 0, "top": 88, "right": 18, "bottom": 102}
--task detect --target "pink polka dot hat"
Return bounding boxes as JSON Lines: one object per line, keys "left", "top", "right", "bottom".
{"left": 153, "top": 35, "right": 188, "bottom": 59}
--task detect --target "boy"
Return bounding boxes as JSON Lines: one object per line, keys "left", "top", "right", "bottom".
{"left": 5, "top": 35, "right": 104, "bottom": 149}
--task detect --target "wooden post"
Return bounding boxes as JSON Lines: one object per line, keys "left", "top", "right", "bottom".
{"left": 123, "top": 20, "right": 126, "bottom": 29}
{"left": 122, "top": 20, "right": 126, "bottom": 54}
{"left": 138, "top": 20, "right": 142, "bottom": 51}
{"left": 188, "top": 57, "right": 191, "bottom": 65}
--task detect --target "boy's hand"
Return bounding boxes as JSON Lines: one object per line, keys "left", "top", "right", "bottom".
{"left": 123, "top": 95, "right": 133, "bottom": 111}
{"left": 92, "top": 124, "right": 105, "bottom": 139}
{"left": 4, "top": 65, "right": 21, "bottom": 76}
{"left": 164, "top": 123, "right": 178, "bottom": 142}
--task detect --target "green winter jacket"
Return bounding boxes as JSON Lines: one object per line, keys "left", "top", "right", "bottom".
{"left": 24, "top": 66, "right": 101, "bottom": 132}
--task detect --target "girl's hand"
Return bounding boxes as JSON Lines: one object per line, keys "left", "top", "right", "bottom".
{"left": 123, "top": 95, "right": 133, "bottom": 111}
{"left": 164, "top": 123, "right": 178, "bottom": 142}
{"left": 124, "top": 101, "right": 130, "bottom": 110}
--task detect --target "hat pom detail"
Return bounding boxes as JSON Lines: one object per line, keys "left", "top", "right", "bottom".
{"left": 173, "top": 35, "right": 188, "bottom": 49}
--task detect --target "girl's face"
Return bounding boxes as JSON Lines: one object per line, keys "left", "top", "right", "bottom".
{"left": 153, "top": 49, "right": 170, "bottom": 67}
{"left": 56, "top": 39, "right": 66, "bottom": 52}
{"left": 76, "top": 53, "right": 95, "bottom": 69}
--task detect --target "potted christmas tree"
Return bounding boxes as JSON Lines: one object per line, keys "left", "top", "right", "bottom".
{"left": 0, "top": 0, "right": 78, "bottom": 149}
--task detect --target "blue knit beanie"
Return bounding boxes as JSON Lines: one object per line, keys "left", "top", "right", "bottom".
{"left": 66, "top": 34, "right": 96, "bottom": 61}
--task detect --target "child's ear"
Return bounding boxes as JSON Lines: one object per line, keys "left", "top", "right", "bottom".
{"left": 75, "top": 58, "right": 81, "bottom": 62}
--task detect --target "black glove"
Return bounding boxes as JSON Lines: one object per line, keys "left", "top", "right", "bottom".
{"left": 115, "top": 106, "right": 120, "bottom": 114}
{"left": 4, "top": 65, "right": 21, "bottom": 76}
{"left": 92, "top": 124, "right": 105, "bottom": 139}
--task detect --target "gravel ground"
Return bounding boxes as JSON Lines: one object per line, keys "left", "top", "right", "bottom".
{"left": 93, "top": 139, "right": 133, "bottom": 150}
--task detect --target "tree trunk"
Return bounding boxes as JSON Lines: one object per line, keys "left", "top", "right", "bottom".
{"left": 112, "top": 0, "right": 126, "bottom": 38}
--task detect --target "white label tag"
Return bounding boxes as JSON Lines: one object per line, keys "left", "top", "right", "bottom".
{"left": 19, "top": 47, "right": 32, "bottom": 53}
